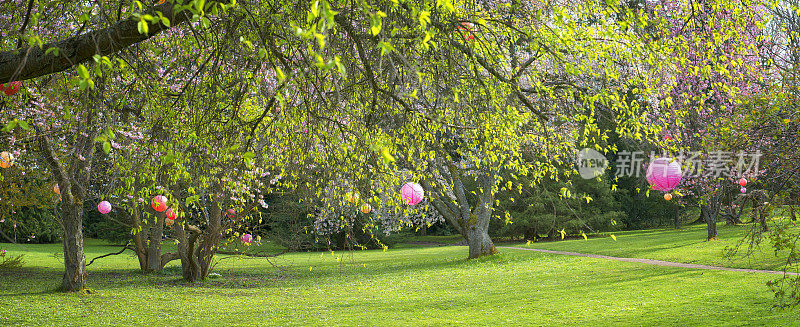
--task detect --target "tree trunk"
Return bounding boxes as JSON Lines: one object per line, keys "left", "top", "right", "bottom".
{"left": 423, "top": 159, "right": 500, "bottom": 259}
{"left": 758, "top": 206, "right": 769, "bottom": 232}
{"left": 60, "top": 202, "right": 86, "bottom": 292}
{"left": 174, "top": 194, "right": 224, "bottom": 283}
{"left": 674, "top": 206, "right": 681, "bottom": 229}
{"left": 38, "top": 128, "right": 95, "bottom": 292}
{"left": 466, "top": 220, "right": 497, "bottom": 259}
{"left": 791, "top": 205, "right": 797, "bottom": 221}
{"left": 146, "top": 215, "right": 164, "bottom": 271}
{"left": 701, "top": 205, "right": 718, "bottom": 240}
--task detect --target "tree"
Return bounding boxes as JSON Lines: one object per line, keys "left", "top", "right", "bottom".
{"left": 257, "top": 0, "right": 671, "bottom": 258}
{"left": 649, "top": 0, "right": 770, "bottom": 240}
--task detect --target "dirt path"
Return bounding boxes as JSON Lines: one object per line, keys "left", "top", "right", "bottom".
{"left": 501, "top": 246, "right": 800, "bottom": 276}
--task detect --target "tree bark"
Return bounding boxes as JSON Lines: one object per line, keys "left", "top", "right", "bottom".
{"left": 60, "top": 202, "right": 86, "bottom": 292}
{"left": 422, "top": 158, "right": 500, "bottom": 259}
{"left": 146, "top": 214, "right": 165, "bottom": 271}
{"left": 36, "top": 88, "right": 99, "bottom": 291}
{"left": 701, "top": 205, "right": 718, "bottom": 240}
{"left": 758, "top": 206, "right": 769, "bottom": 232}
{"left": 466, "top": 215, "right": 497, "bottom": 259}
{"left": 0, "top": 1, "right": 213, "bottom": 82}
{"left": 38, "top": 131, "right": 91, "bottom": 292}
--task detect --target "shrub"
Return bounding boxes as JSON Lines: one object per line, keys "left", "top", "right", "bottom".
{"left": 493, "top": 174, "right": 626, "bottom": 240}
{"left": 0, "top": 206, "right": 61, "bottom": 243}
{"left": 83, "top": 202, "right": 130, "bottom": 244}
{"left": 0, "top": 249, "right": 24, "bottom": 270}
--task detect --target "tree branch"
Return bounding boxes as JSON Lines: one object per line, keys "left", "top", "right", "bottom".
{"left": 0, "top": 1, "right": 229, "bottom": 82}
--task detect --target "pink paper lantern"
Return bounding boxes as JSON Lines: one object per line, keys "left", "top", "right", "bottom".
{"left": 152, "top": 195, "right": 168, "bottom": 212}
{"left": 741, "top": 187, "right": 747, "bottom": 193}
{"left": 242, "top": 233, "right": 253, "bottom": 244}
{"left": 646, "top": 158, "right": 682, "bottom": 192}
{"left": 97, "top": 201, "right": 112, "bottom": 214}
{"left": 400, "top": 182, "right": 424, "bottom": 205}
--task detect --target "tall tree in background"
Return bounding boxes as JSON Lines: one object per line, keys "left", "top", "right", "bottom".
{"left": 650, "top": 0, "right": 770, "bottom": 240}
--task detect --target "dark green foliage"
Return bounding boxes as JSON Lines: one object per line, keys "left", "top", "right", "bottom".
{"left": 0, "top": 250, "right": 24, "bottom": 270}
{"left": 493, "top": 175, "right": 626, "bottom": 241}
{"left": 614, "top": 186, "right": 682, "bottom": 229}
{"left": 258, "top": 191, "right": 318, "bottom": 251}
{"left": 260, "top": 190, "right": 402, "bottom": 251}
{"left": 0, "top": 207, "right": 61, "bottom": 243}
{"left": 83, "top": 202, "right": 130, "bottom": 244}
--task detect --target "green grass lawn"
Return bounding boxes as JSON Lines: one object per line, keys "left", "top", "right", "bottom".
{"left": 513, "top": 222, "right": 800, "bottom": 272}
{"left": 1, "top": 224, "right": 799, "bottom": 326}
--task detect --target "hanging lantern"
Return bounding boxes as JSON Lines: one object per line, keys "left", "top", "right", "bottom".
{"left": 165, "top": 218, "right": 175, "bottom": 226}
{"left": 0, "top": 151, "right": 14, "bottom": 168}
{"left": 53, "top": 184, "right": 60, "bottom": 195}
{"left": 400, "top": 182, "right": 424, "bottom": 205}
{"left": 97, "top": 201, "right": 112, "bottom": 214}
{"left": 345, "top": 192, "right": 360, "bottom": 204}
{"left": 646, "top": 158, "right": 682, "bottom": 192}
{"left": 151, "top": 195, "right": 168, "bottom": 212}
{"left": 227, "top": 208, "right": 236, "bottom": 218}
{"left": 738, "top": 178, "right": 748, "bottom": 187}
{"left": 741, "top": 187, "right": 747, "bottom": 193}
{"left": 242, "top": 233, "right": 253, "bottom": 244}
{"left": 1, "top": 81, "right": 20, "bottom": 96}
{"left": 165, "top": 208, "right": 177, "bottom": 220}
{"left": 360, "top": 203, "right": 372, "bottom": 214}
{"left": 456, "top": 22, "right": 476, "bottom": 41}
{"left": 664, "top": 193, "right": 673, "bottom": 201}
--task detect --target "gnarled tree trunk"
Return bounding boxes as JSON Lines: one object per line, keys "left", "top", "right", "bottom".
{"left": 60, "top": 201, "right": 86, "bottom": 292}
{"left": 37, "top": 119, "right": 97, "bottom": 292}
{"left": 466, "top": 218, "right": 497, "bottom": 259}
{"left": 701, "top": 205, "right": 718, "bottom": 241}
{"left": 424, "top": 158, "right": 498, "bottom": 259}
{"left": 128, "top": 203, "right": 179, "bottom": 273}
{"left": 169, "top": 191, "right": 224, "bottom": 282}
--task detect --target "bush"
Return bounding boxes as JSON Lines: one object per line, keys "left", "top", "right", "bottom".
{"left": 493, "top": 174, "right": 626, "bottom": 240}
{"left": 83, "top": 202, "right": 130, "bottom": 244}
{"left": 0, "top": 249, "right": 24, "bottom": 270}
{"left": 0, "top": 206, "right": 61, "bottom": 243}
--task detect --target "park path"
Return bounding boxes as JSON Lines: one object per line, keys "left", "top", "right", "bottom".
{"left": 500, "top": 246, "right": 800, "bottom": 276}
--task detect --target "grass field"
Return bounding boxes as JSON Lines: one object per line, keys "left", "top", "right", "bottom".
{"left": 1, "top": 222, "right": 799, "bottom": 326}
{"left": 513, "top": 222, "right": 800, "bottom": 272}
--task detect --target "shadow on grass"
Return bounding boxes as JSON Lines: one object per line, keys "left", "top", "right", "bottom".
{"left": 0, "top": 247, "right": 519, "bottom": 295}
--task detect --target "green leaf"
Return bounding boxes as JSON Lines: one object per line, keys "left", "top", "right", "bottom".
{"left": 2, "top": 120, "right": 18, "bottom": 132}
{"left": 138, "top": 19, "right": 149, "bottom": 35}
{"left": 45, "top": 47, "right": 60, "bottom": 57}
{"left": 377, "top": 41, "right": 395, "bottom": 56}
{"left": 418, "top": 11, "right": 431, "bottom": 28}
{"left": 103, "top": 142, "right": 111, "bottom": 154}
{"left": 77, "top": 65, "right": 90, "bottom": 79}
